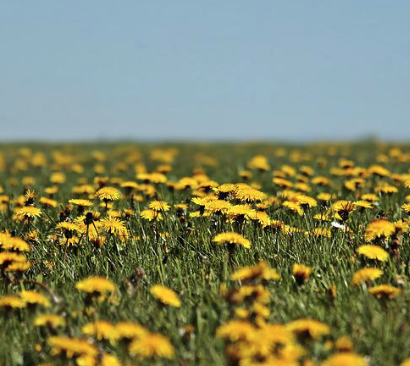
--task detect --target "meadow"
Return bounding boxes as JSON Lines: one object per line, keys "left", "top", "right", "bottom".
{"left": 1, "top": 141, "right": 410, "bottom": 366}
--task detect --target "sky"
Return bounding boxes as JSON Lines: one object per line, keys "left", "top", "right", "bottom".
{"left": 0, "top": 1, "right": 409, "bottom": 142}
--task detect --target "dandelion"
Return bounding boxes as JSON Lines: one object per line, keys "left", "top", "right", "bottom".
{"left": 140, "top": 209, "right": 163, "bottom": 222}
{"left": 402, "top": 203, "right": 410, "bottom": 214}
{"left": 0, "top": 252, "right": 28, "bottom": 270}
{"left": 15, "top": 206, "right": 42, "bottom": 221}
{"left": 365, "top": 219, "right": 396, "bottom": 242}
{"left": 21, "top": 291, "right": 51, "bottom": 308}
{"left": 34, "top": 314, "right": 65, "bottom": 328}
{"left": 351, "top": 268, "right": 383, "bottom": 286}
{"left": 234, "top": 184, "right": 266, "bottom": 202}
{"left": 24, "top": 189, "right": 37, "bottom": 205}
{"left": 216, "top": 320, "right": 256, "bottom": 342}
{"left": 286, "top": 318, "right": 330, "bottom": 339}
{"left": 357, "top": 245, "right": 389, "bottom": 262}
{"left": 149, "top": 200, "right": 170, "bottom": 212}
{"left": 332, "top": 200, "right": 355, "bottom": 221}
{"left": 76, "top": 276, "right": 116, "bottom": 299}
{"left": 283, "top": 201, "right": 303, "bottom": 216}
{"left": 5, "top": 261, "right": 31, "bottom": 273}
{"left": 0, "top": 295, "right": 26, "bottom": 309}
{"left": 150, "top": 284, "right": 181, "bottom": 308}
{"left": 100, "top": 216, "right": 129, "bottom": 241}
{"left": 115, "top": 322, "right": 148, "bottom": 340}
{"left": 129, "top": 332, "right": 175, "bottom": 359}
{"left": 39, "top": 197, "right": 58, "bottom": 208}
{"left": 48, "top": 336, "right": 98, "bottom": 358}
{"left": 69, "top": 199, "right": 93, "bottom": 212}
{"left": 95, "top": 186, "right": 121, "bottom": 207}
{"left": 292, "top": 264, "right": 313, "bottom": 285}
{"left": 213, "top": 232, "right": 251, "bottom": 249}
{"left": 368, "top": 284, "right": 401, "bottom": 299}
{"left": 230, "top": 262, "right": 280, "bottom": 282}
{"left": 0, "top": 237, "right": 30, "bottom": 252}
{"left": 247, "top": 155, "right": 270, "bottom": 171}
{"left": 322, "top": 352, "right": 367, "bottom": 366}
{"left": 82, "top": 320, "right": 117, "bottom": 341}
{"left": 296, "top": 195, "right": 317, "bottom": 208}
{"left": 228, "top": 284, "right": 270, "bottom": 304}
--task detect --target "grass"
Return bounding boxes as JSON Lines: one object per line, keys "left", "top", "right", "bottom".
{"left": 0, "top": 141, "right": 410, "bottom": 366}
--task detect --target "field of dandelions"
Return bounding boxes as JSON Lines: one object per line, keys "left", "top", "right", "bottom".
{"left": 1, "top": 142, "right": 410, "bottom": 366}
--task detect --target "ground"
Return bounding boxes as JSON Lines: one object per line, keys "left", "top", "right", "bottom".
{"left": 0, "top": 142, "right": 410, "bottom": 366}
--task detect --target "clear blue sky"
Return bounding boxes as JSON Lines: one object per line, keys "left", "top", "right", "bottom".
{"left": 1, "top": 1, "right": 409, "bottom": 141}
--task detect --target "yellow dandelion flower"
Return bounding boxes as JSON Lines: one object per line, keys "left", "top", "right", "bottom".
{"left": 286, "top": 318, "right": 330, "bottom": 339}
{"left": 213, "top": 232, "right": 251, "bottom": 249}
{"left": 368, "top": 164, "right": 390, "bottom": 177}
{"left": 296, "top": 195, "right": 317, "bottom": 208}
{"left": 55, "top": 222, "right": 81, "bottom": 233}
{"left": 332, "top": 200, "right": 355, "bottom": 221}
{"left": 402, "top": 203, "right": 410, "bottom": 214}
{"left": 394, "top": 219, "right": 409, "bottom": 233}
{"left": 34, "top": 314, "right": 65, "bottom": 328}
{"left": 140, "top": 209, "right": 163, "bottom": 221}
{"left": 16, "top": 206, "right": 42, "bottom": 220}
{"left": 234, "top": 183, "right": 266, "bottom": 202}
{"left": 247, "top": 155, "right": 270, "bottom": 171}
{"left": 351, "top": 268, "right": 383, "bottom": 286}
{"left": 230, "top": 262, "right": 280, "bottom": 282}
{"left": 364, "top": 219, "right": 396, "bottom": 242}
{"left": 229, "top": 284, "right": 270, "bottom": 304}
{"left": 357, "top": 245, "right": 389, "bottom": 262}
{"left": 48, "top": 336, "right": 98, "bottom": 358}
{"left": 335, "top": 336, "right": 353, "bottom": 352}
{"left": 375, "top": 184, "right": 398, "bottom": 195}
{"left": 353, "top": 200, "right": 373, "bottom": 209}
{"left": 361, "top": 193, "right": 379, "bottom": 202}
{"left": 5, "top": 261, "right": 31, "bottom": 272}
{"left": 149, "top": 200, "right": 170, "bottom": 212}
{"left": 216, "top": 320, "right": 256, "bottom": 342}
{"left": 82, "top": 320, "right": 117, "bottom": 341}
{"left": 121, "top": 181, "right": 139, "bottom": 190}
{"left": 100, "top": 354, "right": 122, "bottom": 366}
{"left": 129, "top": 332, "right": 175, "bottom": 359}
{"left": 227, "top": 205, "right": 254, "bottom": 221}
{"left": 0, "top": 252, "right": 27, "bottom": 266}
{"left": 76, "top": 276, "right": 116, "bottom": 296}
{"left": 322, "top": 352, "right": 367, "bottom": 366}
{"left": 283, "top": 201, "right": 304, "bottom": 216}
{"left": 317, "top": 192, "right": 334, "bottom": 201}
{"left": 0, "top": 295, "right": 26, "bottom": 309}
{"left": 39, "top": 197, "right": 58, "bottom": 208}
{"left": 137, "top": 172, "right": 167, "bottom": 184}
{"left": 115, "top": 322, "right": 149, "bottom": 340}
{"left": 150, "top": 285, "right": 181, "bottom": 308}
{"left": 0, "top": 237, "right": 30, "bottom": 252}
{"left": 100, "top": 216, "right": 129, "bottom": 241}
{"left": 293, "top": 264, "right": 313, "bottom": 284}
{"left": 95, "top": 187, "right": 121, "bottom": 201}
{"left": 25, "top": 189, "right": 37, "bottom": 201}
{"left": 21, "top": 291, "right": 51, "bottom": 308}
{"left": 45, "top": 186, "right": 59, "bottom": 195}
{"left": 69, "top": 199, "right": 93, "bottom": 207}
{"left": 312, "top": 177, "right": 331, "bottom": 187}
{"left": 273, "top": 177, "right": 293, "bottom": 189}
{"left": 204, "top": 199, "right": 231, "bottom": 214}
{"left": 368, "top": 284, "right": 401, "bottom": 299}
